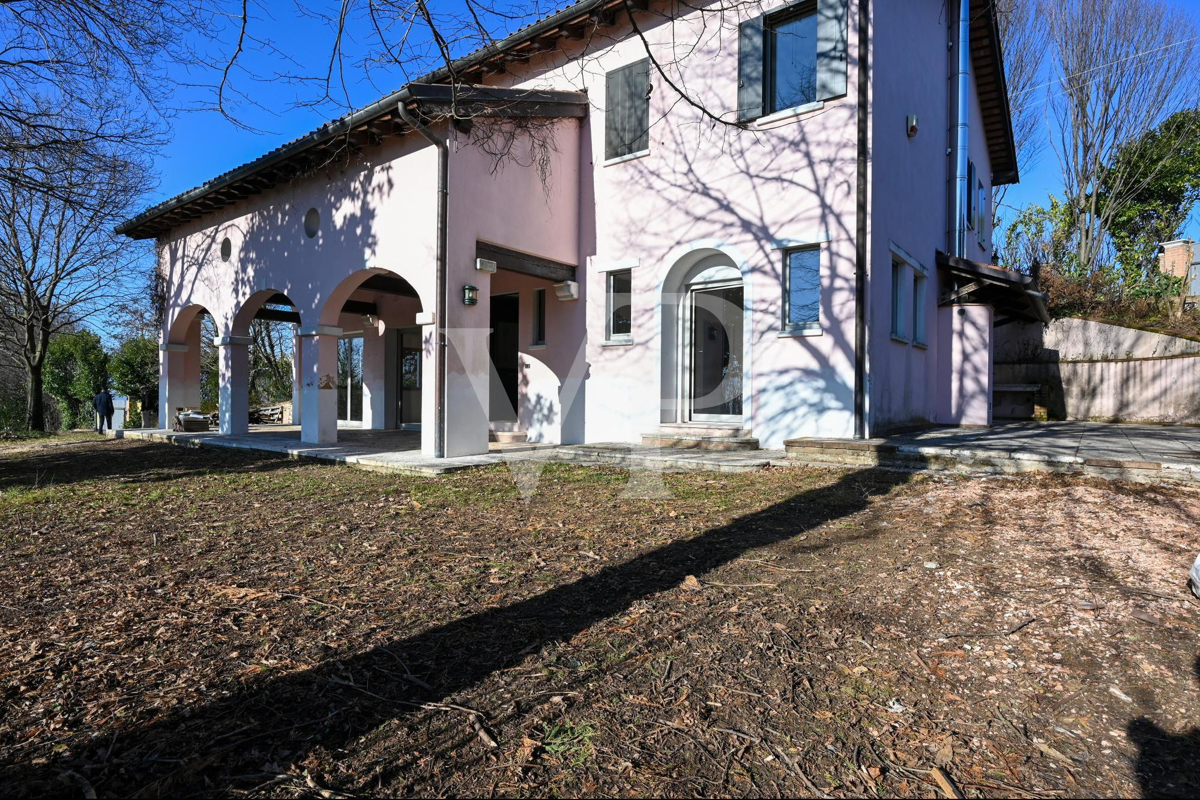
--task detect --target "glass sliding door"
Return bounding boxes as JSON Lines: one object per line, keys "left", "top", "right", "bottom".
{"left": 398, "top": 328, "right": 422, "bottom": 426}
{"left": 689, "top": 284, "right": 744, "bottom": 421}
{"left": 337, "top": 336, "right": 364, "bottom": 423}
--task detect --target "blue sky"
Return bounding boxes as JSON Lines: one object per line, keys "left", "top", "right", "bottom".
{"left": 143, "top": 0, "right": 1200, "bottom": 241}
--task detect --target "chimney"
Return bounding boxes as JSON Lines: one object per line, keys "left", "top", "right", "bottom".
{"left": 1159, "top": 239, "right": 1194, "bottom": 279}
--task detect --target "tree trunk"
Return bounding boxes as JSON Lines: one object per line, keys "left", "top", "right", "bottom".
{"left": 26, "top": 362, "right": 46, "bottom": 432}
{"left": 24, "top": 319, "right": 51, "bottom": 431}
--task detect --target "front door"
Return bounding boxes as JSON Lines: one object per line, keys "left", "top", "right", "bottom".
{"left": 689, "top": 284, "right": 744, "bottom": 422}
{"left": 397, "top": 328, "right": 422, "bottom": 427}
{"left": 489, "top": 293, "right": 520, "bottom": 421}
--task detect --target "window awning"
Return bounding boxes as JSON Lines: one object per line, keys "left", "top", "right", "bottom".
{"left": 936, "top": 251, "right": 1050, "bottom": 325}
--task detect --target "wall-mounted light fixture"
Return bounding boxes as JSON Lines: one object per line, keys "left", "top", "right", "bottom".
{"left": 906, "top": 114, "right": 919, "bottom": 138}
{"left": 361, "top": 314, "right": 378, "bottom": 328}
{"left": 463, "top": 284, "right": 479, "bottom": 306}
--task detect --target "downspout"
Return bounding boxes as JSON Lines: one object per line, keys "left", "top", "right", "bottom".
{"left": 396, "top": 94, "right": 449, "bottom": 458}
{"left": 853, "top": 0, "right": 870, "bottom": 439}
{"left": 953, "top": 0, "right": 971, "bottom": 257}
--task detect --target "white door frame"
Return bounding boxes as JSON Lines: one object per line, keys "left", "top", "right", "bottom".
{"left": 681, "top": 278, "right": 744, "bottom": 424}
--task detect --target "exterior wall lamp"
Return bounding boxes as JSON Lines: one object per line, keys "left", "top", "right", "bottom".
{"left": 463, "top": 284, "right": 479, "bottom": 306}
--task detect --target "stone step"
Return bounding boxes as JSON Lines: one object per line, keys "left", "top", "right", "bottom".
{"left": 641, "top": 432, "right": 760, "bottom": 451}
{"left": 782, "top": 436, "right": 1199, "bottom": 483}
{"left": 489, "top": 430, "right": 528, "bottom": 443}
{"left": 546, "top": 444, "right": 776, "bottom": 473}
{"left": 655, "top": 423, "right": 752, "bottom": 437}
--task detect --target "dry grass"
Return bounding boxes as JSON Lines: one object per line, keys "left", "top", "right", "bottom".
{"left": 1, "top": 437, "right": 1198, "bottom": 798}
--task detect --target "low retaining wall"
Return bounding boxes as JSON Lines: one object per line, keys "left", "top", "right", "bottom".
{"left": 996, "top": 355, "right": 1200, "bottom": 424}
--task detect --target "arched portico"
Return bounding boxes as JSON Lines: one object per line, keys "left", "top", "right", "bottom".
{"left": 657, "top": 242, "right": 754, "bottom": 431}
{"left": 212, "top": 289, "right": 303, "bottom": 436}
{"left": 301, "top": 268, "right": 430, "bottom": 450}
{"left": 159, "top": 304, "right": 210, "bottom": 428}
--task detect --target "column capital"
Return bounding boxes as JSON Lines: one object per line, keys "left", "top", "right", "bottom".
{"left": 297, "top": 325, "right": 344, "bottom": 337}
{"left": 213, "top": 335, "right": 253, "bottom": 347}
{"left": 160, "top": 343, "right": 189, "bottom": 352}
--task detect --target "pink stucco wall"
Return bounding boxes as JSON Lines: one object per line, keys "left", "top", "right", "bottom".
{"left": 937, "top": 303, "right": 993, "bottom": 426}
{"left": 155, "top": 0, "right": 1007, "bottom": 452}
{"left": 867, "top": 0, "right": 997, "bottom": 434}
{"left": 478, "top": 2, "right": 864, "bottom": 449}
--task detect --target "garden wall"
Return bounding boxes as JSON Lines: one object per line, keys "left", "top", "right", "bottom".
{"left": 994, "top": 318, "right": 1200, "bottom": 424}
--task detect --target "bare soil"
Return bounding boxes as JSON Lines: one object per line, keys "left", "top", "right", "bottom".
{"left": 1, "top": 437, "right": 1198, "bottom": 798}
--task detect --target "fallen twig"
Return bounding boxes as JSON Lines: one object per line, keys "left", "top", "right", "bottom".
{"left": 946, "top": 617, "right": 1039, "bottom": 639}
{"left": 931, "top": 766, "right": 966, "bottom": 799}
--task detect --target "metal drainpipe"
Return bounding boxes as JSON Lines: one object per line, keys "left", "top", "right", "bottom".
{"left": 853, "top": 0, "right": 870, "bottom": 439}
{"left": 953, "top": 0, "right": 971, "bottom": 258}
{"left": 396, "top": 95, "right": 449, "bottom": 458}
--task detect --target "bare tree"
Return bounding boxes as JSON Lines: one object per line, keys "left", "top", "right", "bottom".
{"left": 0, "top": 142, "right": 147, "bottom": 430}
{"left": 992, "top": 0, "right": 1048, "bottom": 227}
{"left": 0, "top": 0, "right": 220, "bottom": 191}
{"left": 1044, "top": 0, "right": 1200, "bottom": 276}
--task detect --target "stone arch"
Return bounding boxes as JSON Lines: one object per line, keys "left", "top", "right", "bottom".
{"left": 160, "top": 303, "right": 212, "bottom": 428}
{"left": 301, "top": 267, "right": 429, "bottom": 447}
{"left": 316, "top": 268, "right": 426, "bottom": 328}
{"left": 215, "top": 289, "right": 304, "bottom": 435}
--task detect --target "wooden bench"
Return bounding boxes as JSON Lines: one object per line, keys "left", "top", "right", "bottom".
{"left": 994, "top": 384, "right": 1041, "bottom": 421}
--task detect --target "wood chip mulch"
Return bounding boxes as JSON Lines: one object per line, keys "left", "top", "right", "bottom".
{"left": 1, "top": 437, "right": 1198, "bottom": 798}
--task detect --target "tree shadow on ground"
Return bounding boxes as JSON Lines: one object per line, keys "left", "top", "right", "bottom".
{"left": 0, "top": 439, "right": 306, "bottom": 492}
{"left": 1127, "top": 656, "right": 1200, "bottom": 799}
{"left": 1, "top": 464, "right": 911, "bottom": 797}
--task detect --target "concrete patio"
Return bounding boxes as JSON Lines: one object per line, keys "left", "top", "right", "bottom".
{"left": 108, "top": 426, "right": 508, "bottom": 475}
{"left": 110, "top": 421, "right": 1200, "bottom": 484}
{"left": 786, "top": 421, "right": 1200, "bottom": 483}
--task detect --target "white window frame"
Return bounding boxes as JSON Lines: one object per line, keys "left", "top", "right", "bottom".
{"left": 780, "top": 245, "right": 822, "bottom": 336}
{"left": 965, "top": 160, "right": 977, "bottom": 232}
{"left": 912, "top": 271, "right": 928, "bottom": 347}
{"left": 890, "top": 260, "right": 908, "bottom": 343}
{"left": 975, "top": 177, "right": 987, "bottom": 248}
{"left": 888, "top": 242, "right": 930, "bottom": 346}
{"left": 605, "top": 269, "right": 633, "bottom": 345}
{"left": 532, "top": 288, "right": 547, "bottom": 347}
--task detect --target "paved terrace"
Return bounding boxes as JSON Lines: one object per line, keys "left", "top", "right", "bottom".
{"left": 109, "top": 426, "right": 505, "bottom": 475}
{"left": 111, "top": 421, "right": 1200, "bottom": 483}
{"left": 786, "top": 421, "right": 1200, "bottom": 483}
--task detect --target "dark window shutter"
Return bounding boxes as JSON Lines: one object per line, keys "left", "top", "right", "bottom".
{"left": 605, "top": 59, "right": 651, "bottom": 160}
{"left": 737, "top": 15, "right": 765, "bottom": 122}
{"left": 815, "top": 0, "right": 848, "bottom": 100}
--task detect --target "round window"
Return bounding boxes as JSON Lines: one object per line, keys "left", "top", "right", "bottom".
{"left": 220, "top": 237, "right": 232, "bottom": 261}
{"left": 304, "top": 207, "right": 320, "bottom": 239}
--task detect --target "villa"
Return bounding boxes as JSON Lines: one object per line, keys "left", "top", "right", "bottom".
{"left": 117, "top": 0, "right": 1047, "bottom": 458}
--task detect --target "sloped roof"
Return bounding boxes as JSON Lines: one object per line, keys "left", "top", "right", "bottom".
{"left": 118, "top": 0, "right": 1019, "bottom": 239}
{"left": 937, "top": 251, "right": 1049, "bottom": 324}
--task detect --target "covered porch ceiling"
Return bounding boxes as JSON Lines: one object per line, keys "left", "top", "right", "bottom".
{"left": 936, "top": 251, "right": 1050, "bottom": 326}
{"left": 254, "top": 274, "right": 420, "bottom": 325}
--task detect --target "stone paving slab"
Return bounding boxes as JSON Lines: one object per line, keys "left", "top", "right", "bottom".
{"left": 109, "top": 427, "right": 502, "bottom": 475}
{"left": 110, "top": 422, "right": 1200, "bottom": 484}
{"left": 545, "top": 443, "right": 781, "bottom": 473}
{"left": 785, "top": 422, "right": 1200, "bottom": 484}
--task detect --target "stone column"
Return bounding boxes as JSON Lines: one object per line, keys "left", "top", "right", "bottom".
{"left": 215, "top": 335, "right": 252, "bottom": 435}
{"left": 159, "top": 342, "right": 188, "bottom": 429}
{"left": 298, "top": 325, "right": 342, "bottom": 443}
{"left": 361, "top": 322, "right": 387, "bottom": 430}
{"left": 291, "top": 326, "right": 303, "bottom": 427}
